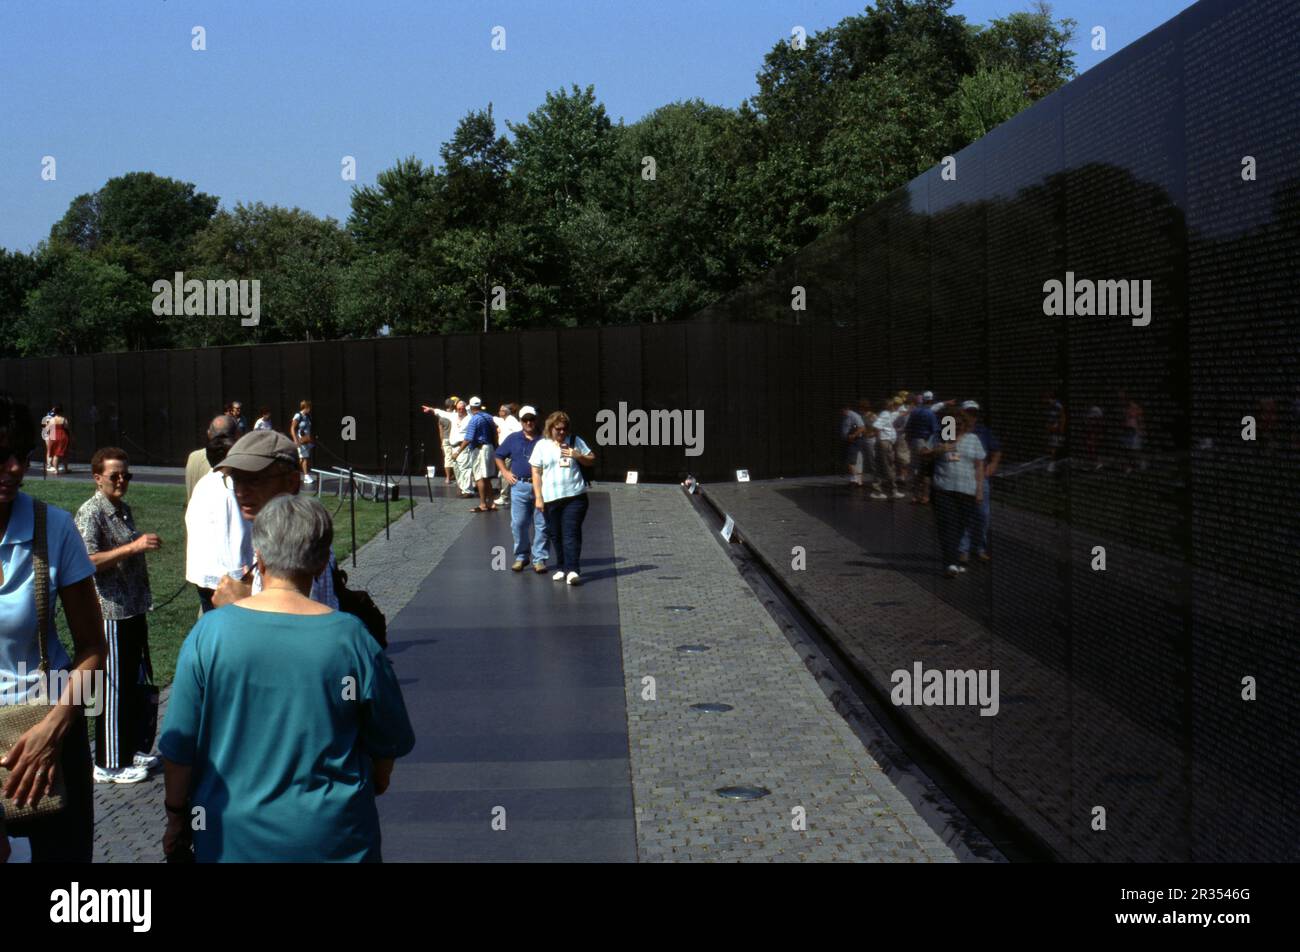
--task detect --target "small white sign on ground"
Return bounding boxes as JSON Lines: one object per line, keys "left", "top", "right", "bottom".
{"left": 626, "top": 471, "right": 639, "bottom": 484}
{"left": 720, "top": 514, "right": 735, "bottom": 542}
{"left": 736, "top": 469, "right": 750, "bottom": 482}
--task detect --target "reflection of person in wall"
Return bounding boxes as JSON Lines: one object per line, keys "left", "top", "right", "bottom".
{"left": 840, "top": 405, "right": 867, "bottom": 486}
{"left": 1083, "top": 406, "right": 1104, "bottom": 471}
{"left": 926, "top": 407, "right": 986, "bottom": 578}
{"left": 1119, "top": 391, "right": 1145, "bottom": 474}
{"left": 957, "top": 402, "right": 1000, "bottom": 564}
{"left": 904, "top": 392, "right": 940, "bottom": 503}
{"left": 1043, "top": 390, "right": 1066, "bottom": 474}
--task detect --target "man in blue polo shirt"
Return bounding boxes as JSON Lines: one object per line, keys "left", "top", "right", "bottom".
{"left": 903, "top": 391, "right": 940, "bottom": 504}
{"left": 494, "top": 406, "right": 548, "bottom": 573}
{"left": 452, "top": 397, "right": 498, "bottom": 512}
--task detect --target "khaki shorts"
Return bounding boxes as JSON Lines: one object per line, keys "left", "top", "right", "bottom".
{"left": 469, "top": 444, "right": 493, "bottom": 480}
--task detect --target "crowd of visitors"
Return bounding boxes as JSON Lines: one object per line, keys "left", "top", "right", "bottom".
{"left": 842, "top": 390, "right": 1002, "bottom": 578}
{"left": 422, "top": 396, "right": 595, "bottom": 584}
{"left": 0, "top": 392, "right": 413, "bottom": 863}
{"left": 1, "top": 385, "right": 604, "bottom": 862}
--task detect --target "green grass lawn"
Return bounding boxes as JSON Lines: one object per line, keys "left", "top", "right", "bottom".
{"left": 23, "top": 477, "right": 407, "bottom": 687}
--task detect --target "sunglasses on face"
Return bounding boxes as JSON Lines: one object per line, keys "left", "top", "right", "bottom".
{"left": 99, "top": 472, "right": 132, "bottom": 483}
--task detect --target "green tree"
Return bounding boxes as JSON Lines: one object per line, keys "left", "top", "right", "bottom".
{"left": 18, "top": 249, "right": 151, "bottom": 355}
{"left": 440, "top": 104, "right": 512, "bottom": 230}
{"left": 49, "top": 172, "right": 218, "bottom": 277}
{"left": 951, "top": 64, "right": 1033, "bottom": 141}
{"left": 182, "top": 203, "right": 352, "bottom": 346}
{"left": 968, "top": 1, "right": 1076, "bottom": 100}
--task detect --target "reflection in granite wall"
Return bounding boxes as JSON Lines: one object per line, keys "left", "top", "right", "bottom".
{"left": 706, "top": 0, "right": 1297, "bottom": 861}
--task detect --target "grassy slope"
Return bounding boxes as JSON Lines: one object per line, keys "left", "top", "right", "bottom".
{"left": 23, "top": 476, "right": 406, "bottom": 686}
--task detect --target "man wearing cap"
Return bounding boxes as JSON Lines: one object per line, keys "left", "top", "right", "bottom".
{"left": 451, "top": 397, "right": 499, "bottom": 512}
{"left": 494, "top": 406, "right": 548, "bottom": 572}
{"left": 903, "top": 391, "right": 940, "bottom": 504}
{"left": 210, "top": 430, "right": 338, "bottom": 608}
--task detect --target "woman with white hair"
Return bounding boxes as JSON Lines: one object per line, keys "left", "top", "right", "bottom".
{"left": 159, "top": 494, "right": 414, "bottom": 862}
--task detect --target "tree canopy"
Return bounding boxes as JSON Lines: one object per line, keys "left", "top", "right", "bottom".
{"left": 0, "top": 0, "right": 1075, "bottom": 357}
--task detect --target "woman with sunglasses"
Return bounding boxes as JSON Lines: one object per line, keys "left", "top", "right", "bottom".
{"left": 74, "top": 448, "right": 162, "bottom": 784}
{"left": 0, "top": 393, "right": 106, "bottom": 862}
{"left": 530, "top": 411, "right": 596, "bottom": 585}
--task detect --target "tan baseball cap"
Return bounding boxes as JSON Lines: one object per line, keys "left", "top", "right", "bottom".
{"left": 218, "top": 430, "right": 299, "bottom": 473}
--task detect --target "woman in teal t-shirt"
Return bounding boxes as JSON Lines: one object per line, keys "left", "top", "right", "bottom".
{"left": 159, "top": 494, "right": 413, "bottom": 862}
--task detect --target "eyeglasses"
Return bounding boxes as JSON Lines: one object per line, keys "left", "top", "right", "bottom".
{"left": 99, "top": 472, "right": 132, "bottom": 483}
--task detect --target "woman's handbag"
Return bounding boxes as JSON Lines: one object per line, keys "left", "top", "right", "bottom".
{"left": 0, "top": 500, "right": 68, "bottom": 822}
{"left": 331, "top": 566, "right": 387, "bottom": 649}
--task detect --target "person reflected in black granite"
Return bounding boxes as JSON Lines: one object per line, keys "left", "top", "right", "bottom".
{"left": 1084, "top": 405, "right": 1105, "bottom": 472}
{"left": 839, "top": 404, "right": 867, "bottom": 486}
{"left": 927, "top": 405, "right": 986, "bottom": 578}
{"left": 958, "top": 401, "right": 1000, "bottom": 564}
{"left": 1043, "top": 390, "right": 1066, "bottom": 474}
{"left": 1119, "top": 390, "right": 1145, "bottom": 475}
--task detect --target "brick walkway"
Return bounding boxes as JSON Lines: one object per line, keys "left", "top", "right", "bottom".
{"left": 606, "top": 484, "right": 958, "bottom": 861}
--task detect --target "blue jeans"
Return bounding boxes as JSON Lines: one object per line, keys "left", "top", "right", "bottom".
{"left": 543, "top": 492, "right": 589, "bottom": 575}
{"left": 958, "top": 482, "right": 990, "bottom": 556}
{"left": 510, "top": 481, "right": 548, "bottom": 564}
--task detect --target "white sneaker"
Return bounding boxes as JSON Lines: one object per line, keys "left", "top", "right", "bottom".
{"left": 134, "top": 752, "right": 161, "bottom": 770}
{"left": 945, "top": 564, "right": 961, "bottom": 577}
{"left": 870, "top": 491, "right": 888, "bottom": 500}
{"left": 303, "top": 475, "right": 315, "bottom": 485}
{"left": 891, "top": 491, "right": 907, "bottom": 499}
{"left": 553, "top": 570, "right": 566, "bottom": 581}
{"left": 566, "top": 572, "right": 582, "bottom": 586}
{"left": 93, "top": 765, "right": 150, "bottom": 784}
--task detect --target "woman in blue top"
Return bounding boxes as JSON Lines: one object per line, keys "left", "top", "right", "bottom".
{"left": 159, "top": 494, "right": 414, "bottom": 862}
{"left": 530, "top": 411, "right": 596, "bottom": 586}
{"left": 0, "top": 394, "right": 106, "bottom": 863}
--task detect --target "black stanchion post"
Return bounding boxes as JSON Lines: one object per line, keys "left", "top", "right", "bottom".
{"left": 422, "top": 442, "right": 433, "bottom": 501}
{"left": 404, "top": 445, "right": 415, "bottom": 520}
{"left": 349, "top": 466, "right": 357, "bottom": 569}
{"left": 382, "top": 452, "right": 390, "bottom": 541}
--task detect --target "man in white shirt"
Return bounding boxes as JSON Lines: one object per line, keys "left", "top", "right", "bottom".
{"left": 183, "top": 423, "right": 245, "bottom": 613}
{"left": 493, "top": 404, "right": 521, "bottom": 506}
{"left": 871, "top": 402, "right": 906, "bottom": 500}
{"left": 421, "top": 398, "right": 472, "bottom": 496}
{"left": 210, "top": 430, "right": 338, "bottom": 609}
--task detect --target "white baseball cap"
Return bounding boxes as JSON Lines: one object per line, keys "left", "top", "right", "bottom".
{"left": 961, "top": 400, "right": 980, "bottom": 411}
{"left": 518, "top": 405, "right": 538, "bottom": 420}
{"left": 922, "top": 391, "right": 934, "bottom": 402}
{"left": 468, "top": 396, "right": 482, "bottom": 408}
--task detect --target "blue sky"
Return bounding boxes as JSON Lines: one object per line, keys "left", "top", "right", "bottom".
{"left": 0, "top": 0, "right": 1199, "bottom": 252}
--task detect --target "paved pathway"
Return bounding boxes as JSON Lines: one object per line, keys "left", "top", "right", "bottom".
{"left": 606, "top": 485, "right": 957, "bottom": 861}
{"left": 42, "top": 482, "right": 967, "bottom": 863}
{"left": 376, "top": 493, "right": 637, "bottom": 861}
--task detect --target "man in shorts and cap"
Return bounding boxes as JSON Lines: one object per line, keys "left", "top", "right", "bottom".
{"left": 451, "top": 397, "right": 499, "bottom": 512}
{"left": 210, "top": 429, "right": 338, "bottom": 608}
